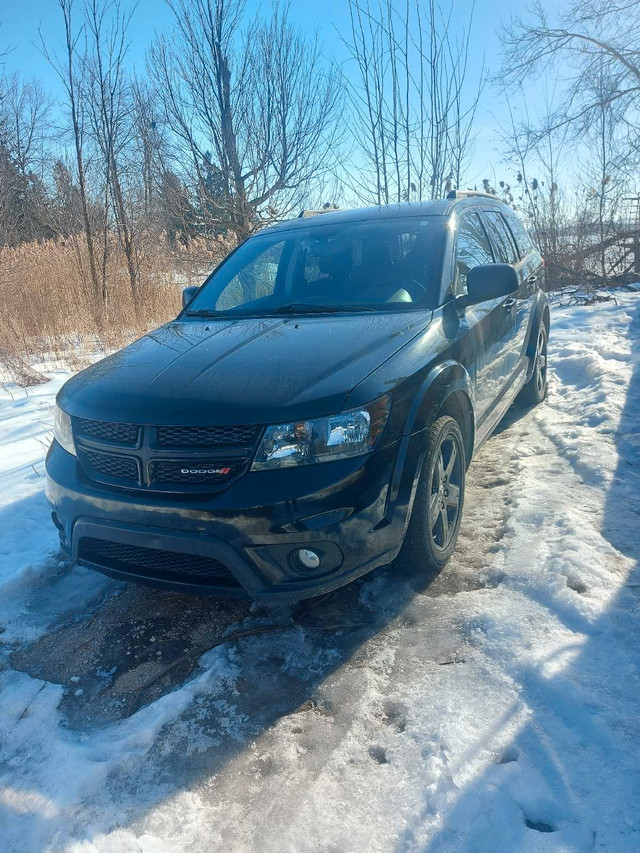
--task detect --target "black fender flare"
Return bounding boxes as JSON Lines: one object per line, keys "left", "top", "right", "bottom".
{"left": 402, "top": 360, "right": 475, "bottom": 439}
{"left": 380, "top": 360, "right": 475, "bottom": 528}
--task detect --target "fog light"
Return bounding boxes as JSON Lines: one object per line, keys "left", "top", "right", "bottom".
{"left": 297, "top": 548, "right": 321, "bottom": 570}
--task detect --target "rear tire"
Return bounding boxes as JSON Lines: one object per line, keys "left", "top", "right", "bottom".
{"left": 396, "top": 415, "right": 466, "bottom": 574}
{"left": 520, "top": 322, "right": 548, "bottom": 405}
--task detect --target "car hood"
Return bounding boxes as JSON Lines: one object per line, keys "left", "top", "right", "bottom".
{"left": 59, "top": 311, "right": 433, "bottom": 425}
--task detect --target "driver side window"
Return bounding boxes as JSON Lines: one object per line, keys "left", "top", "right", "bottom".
{"left": 455, "top": 213, "right": 495, "bottom": 292}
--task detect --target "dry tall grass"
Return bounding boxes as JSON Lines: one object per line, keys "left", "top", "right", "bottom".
{"left": 0, "top": 233, "right": 233, "bottom": 385}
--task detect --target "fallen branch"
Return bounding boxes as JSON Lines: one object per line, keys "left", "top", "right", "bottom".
{"left": 15, "top": 682, "right": 47, "bottom": 725}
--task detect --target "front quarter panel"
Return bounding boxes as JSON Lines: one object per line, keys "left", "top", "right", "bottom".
{"left": 346, "top": 306, "right": 475, "bottom": 444}
{"left": 344, "top": 303, "right": 478, "bottom": 535}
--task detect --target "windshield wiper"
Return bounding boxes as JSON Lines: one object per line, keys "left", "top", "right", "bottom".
{"left": 269, "top": 303, "right": 341, "bottom": 314}
{"left": 271, "top": 303, "right": 386, "bottom": 314}
{"left": 185, "top": 303, "right": 385, "bottom": 318}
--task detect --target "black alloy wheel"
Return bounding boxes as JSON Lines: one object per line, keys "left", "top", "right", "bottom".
{"left": 520, "top": 322, "right": 548, "bottom": 404}
{"left": 396, "top": 415, "right": 466, "bottom": 573}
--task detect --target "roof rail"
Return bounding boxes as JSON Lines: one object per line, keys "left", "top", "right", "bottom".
{"left": 297, "top": 208, "right": 336, "bottom": 219}
{"left": 446, "top": 189, "right": 502, "bottom": 201}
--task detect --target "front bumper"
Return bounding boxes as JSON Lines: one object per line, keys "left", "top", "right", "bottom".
{"left": 45, "top": 435, "right": 422, "bottom": 601}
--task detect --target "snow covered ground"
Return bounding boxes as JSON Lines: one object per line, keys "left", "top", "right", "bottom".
{"left": 0, "top": 293, "right": 639, "bottom": 852}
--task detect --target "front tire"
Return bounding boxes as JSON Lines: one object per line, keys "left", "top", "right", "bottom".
{"left": 396, "top": 415, "right": 466, "bottom": 574}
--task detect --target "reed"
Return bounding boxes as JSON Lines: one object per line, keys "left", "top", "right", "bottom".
{"left": 0, "top": 233, "right": 233, "bottom": 384}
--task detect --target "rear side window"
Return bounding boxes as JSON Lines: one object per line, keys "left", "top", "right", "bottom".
{"left": 484, "top": 211, "right": 519, "bottom": 265}
{"left": 456, "top": 213, "right": 495, "bottom": 290}
{"left": 503, "top": 210, "right": 536, "bottom": 258}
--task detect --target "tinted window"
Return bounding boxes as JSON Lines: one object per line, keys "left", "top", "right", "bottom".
{"left": 484, "top": 211, "right": 519, "bottom": 265}
{"left": 187, "top": 217, "right": 445, "bottom": 315}
{"left": 456, "top": 213, "right": 495, "bottom": 289}
{"left": 503, "top": 210, "right": 536, "bottom": 258}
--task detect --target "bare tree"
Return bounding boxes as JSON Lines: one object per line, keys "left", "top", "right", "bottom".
{"left": 498, "top": 2, "right": 640, "bottom": 283}
{"left": 84, "top": 0, "right": 140, "bottom": 305}
{"left": 39, "top": 0, "right": 103, "bottom": 316}
{"left": 500, "top": 0, "right": 640, "bottom": 140}
{"left": 131, "top": 79, "right": 167, "bottom": 224}
{"left": 148, "top": 0, "right": 342, "bottom": 240}
{"left": 0, "top": 73, "right": 54, "bottom": 243}
{"left": 342, "top": 0, "right": 482, "bottom": 205}
{"left": 0, "top": 73, "right": 52, "bottom": 179}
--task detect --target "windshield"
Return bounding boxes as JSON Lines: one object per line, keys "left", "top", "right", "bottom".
{"left": 185, "top": 216, "right": 444, "bottom": 317}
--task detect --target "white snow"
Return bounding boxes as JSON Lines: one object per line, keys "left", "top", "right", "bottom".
{"left": 0, "top": 293, "right": 639, "bottom": 851}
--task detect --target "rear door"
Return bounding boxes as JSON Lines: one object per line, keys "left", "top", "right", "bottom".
{"left": 482, "top": 209, "right": 534, "bottom": 383}
{"left": 501, "top": 208, "right": 544, "bottom": 364}
{"left": 454, "top": 211, "right": 516, "bottom": 426}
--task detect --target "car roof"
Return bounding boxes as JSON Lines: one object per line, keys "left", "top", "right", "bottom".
{"left": 263, "top": 196, "right": 512, "bottom": 235}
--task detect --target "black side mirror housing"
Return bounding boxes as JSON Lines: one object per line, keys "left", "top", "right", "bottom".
{"left": 182, "top": 285, "right": 200, "bottom": 310}
{"left": 459, "top": 264, "right": 518, "bottom": 308}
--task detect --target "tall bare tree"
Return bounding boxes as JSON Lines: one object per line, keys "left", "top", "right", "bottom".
{"left": 343, "top": 0, "right": 482, "bottom": 205}
{"left": 84, "top": 0, "right": 139, "bottom": 305}
{"left": 40, "top": 0, "right": 103, "bottom": 316}
{"left": 148, "top": 0, "right": 342, "bottom": 240}
{"left": 0, "top": 73, "right": 52, "bottom": 179}
{"left": 499, "top": 0, "right": 640, "bottom": 282}
{"left": 500, "top": 0, "right": 640, "bottom": 140}
{"left": 131, "top": 79, "right": 167, "bottom": 223}
{"left": 0, "top": 73, "right": 54, "bottom": 243}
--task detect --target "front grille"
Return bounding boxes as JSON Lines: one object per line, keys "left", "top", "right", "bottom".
{"left": 151, "top": 460, "right": 239, "bottom": 484}
{"left": 84, "top": 450, "right": 138, "bottom": 481}
{"left": 76, "top": 418, "right": 139, "bottom": 445}
{"left": 156, "top": 424, "right": 261, "bottom": 447}
{"left": 79, "top": 538, "right": 241, "bottom": 586}
{"left": 74, "top": 419, "right": 261, "bottom": 492}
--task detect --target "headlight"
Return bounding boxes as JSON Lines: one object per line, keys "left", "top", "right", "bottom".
{"left": 251, "top": 396, "right": 390, "bottom": 471}
{"left": 54, "top": 404, "right": 76, "bottom": 456}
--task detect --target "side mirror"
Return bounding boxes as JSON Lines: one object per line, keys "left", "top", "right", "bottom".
{"left": 182, "top": 285, "right": 200, "bottom": 309}
{"left": 459, "top": 264, "right": 518, "bottom": 307}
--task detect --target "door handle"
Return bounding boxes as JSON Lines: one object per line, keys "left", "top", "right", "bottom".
{"left": 503, "top": 297, "right": 516, "bottom": 310}
{"left": 527, "top": 275, "right": 538, "bottom": 284}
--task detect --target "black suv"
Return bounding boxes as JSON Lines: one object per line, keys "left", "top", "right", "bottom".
{"left": 46, "top": 192, "right": 548, "bottom": 601}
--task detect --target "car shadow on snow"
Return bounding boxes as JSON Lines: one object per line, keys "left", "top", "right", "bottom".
{"left": 8, "top": 542, "right": 443, "bottom": 729}
{"left": 3, "top": 481, "right": 474, "bottom": 847}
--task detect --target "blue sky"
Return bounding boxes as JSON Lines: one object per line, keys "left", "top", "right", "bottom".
{"left": 0, "top": 0, "right": 560, "bottom": 186}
